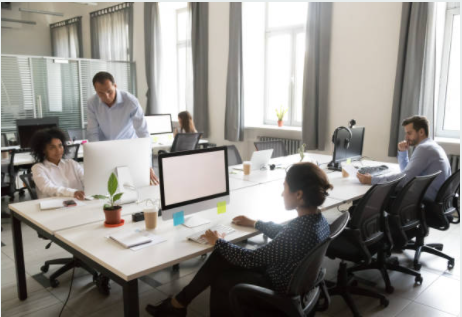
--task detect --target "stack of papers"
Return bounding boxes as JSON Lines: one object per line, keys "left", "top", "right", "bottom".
{"left": 109, "top": 229, "right": 166, "bottom": 250}
{"left": 39, "top": 199, "right": 85, "bottom": 210}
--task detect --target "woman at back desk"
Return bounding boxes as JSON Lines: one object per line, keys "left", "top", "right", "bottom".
{"left": 31, "top": 128, "right": 85, "bottom": 200}
{"left": 173, "top": 111, "right": 198, "bottom": 137}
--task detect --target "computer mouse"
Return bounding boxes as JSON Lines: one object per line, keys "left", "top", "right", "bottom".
{"left": 269, "top": 164, "right": 276, "bottom": 170}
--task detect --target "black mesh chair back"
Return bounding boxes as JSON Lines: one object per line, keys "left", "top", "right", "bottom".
{"left": 1, "top": 134, "right": 7, "bottom": 147}
{"left": 389, "top": 172, "right": 441, "bottom": 230}
{"left": 65, "top": 144, "right": 80, "bottom": 161}
{"left": 171, "top": 133, "right": 202, "bottom": 153}
{"left": 254, "top": 141, "right": 288, "bottom": 158}
{"left": 226, "top": 145, "right": 243, "bottom": 166}
{"left": 349, "top": 177, "right": 404, "bottom": 245}
{"left": 329, "top": 212, "right": 350, "bottom": 239}
{"left": 67, "top": 129, "right": 87, "bottom": 142}
{"left": 19, "top": 173, "right": 37, "bottom": 200}
{"left": 425, "top": 170, "right": 460, "bottom": 229}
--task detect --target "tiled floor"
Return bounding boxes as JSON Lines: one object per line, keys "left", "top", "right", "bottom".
{"left": 1, "top": 195, "right": 460, "bottom": 317}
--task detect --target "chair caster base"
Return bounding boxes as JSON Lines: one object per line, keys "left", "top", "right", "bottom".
{"left": 41, "top": 265, "right": 49, "bottom": 273}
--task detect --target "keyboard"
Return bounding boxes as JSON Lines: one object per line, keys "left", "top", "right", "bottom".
{"left": 358, "top": 165, "right": 389, "bottom": 176}
{"left": 187, "top": 224, "right": 235, "bottom": 245}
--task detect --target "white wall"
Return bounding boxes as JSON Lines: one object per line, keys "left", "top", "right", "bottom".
{"left": 5, "top": 2, "right": 446, "bottom": 162}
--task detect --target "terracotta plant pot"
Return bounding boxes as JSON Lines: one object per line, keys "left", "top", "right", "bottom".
{"left": 104, "top": 206, "right": 122, "bottom": 225}
{"left": 277, "top": 120, "right": 283, "bottom": 127}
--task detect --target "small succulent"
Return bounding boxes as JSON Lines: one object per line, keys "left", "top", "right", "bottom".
{"left": 93, "top": 173, "right": 124, "bottom": 210}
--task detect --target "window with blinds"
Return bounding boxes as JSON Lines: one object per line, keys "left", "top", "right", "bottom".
{"left": 1, "top": 55, "right": 136, "bottom": 134}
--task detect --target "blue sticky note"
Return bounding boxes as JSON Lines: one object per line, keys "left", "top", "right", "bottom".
{"left": 173, "top": 211, "right": 185, "bottom": 226}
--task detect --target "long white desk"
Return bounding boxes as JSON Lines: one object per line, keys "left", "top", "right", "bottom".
{"left": 8, "top": 151, "right": 399, "bottom": 316}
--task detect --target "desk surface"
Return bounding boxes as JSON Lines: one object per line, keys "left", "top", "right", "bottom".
{"left": 55, "top": 180, "right": 343, "bottom": 281}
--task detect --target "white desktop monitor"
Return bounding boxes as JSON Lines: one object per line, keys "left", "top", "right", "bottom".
{"left": 159, "top": 147, "right": 230, "bottom": 220}
{"left": 233, "top": 149, "right": 274, "bottom": 171}
{"left": 145, "top": 114, "right": 173, "bottom": 135}
{"left": 83, "top": 138, "right": 151, "bottom": 196}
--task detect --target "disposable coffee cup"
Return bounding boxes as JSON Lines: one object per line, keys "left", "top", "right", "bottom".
{"left": 243, "top": 161, "right": 251, "bottom": 175}
{"left": 342, "top": 168, "right": 349, "bottom": 178}
{"left": 144, "top": 208, "right": 158, "bottom": 230}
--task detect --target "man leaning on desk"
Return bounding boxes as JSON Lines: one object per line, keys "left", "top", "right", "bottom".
{"left": 357, "top": 115, "right": 451, "bottom": 201}
{"left": 86, "top": 71, "right": 159, "bottom": 185}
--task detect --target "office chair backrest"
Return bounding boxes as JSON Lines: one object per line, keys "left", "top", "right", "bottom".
{"left": 65, "top": 144, "right": 80, "bottom": 161}
{"left": 19, "top": 173, "right": 37, "bottom": 200}
{"left": 329, "top": 212, "right": 350, "bottom": 239}
{"left": 350, "top": 176, "right": 404, "bottom": 244}
{"left": 171, "top": 133, "right": 202, "bottom": 153}
{"left": 67, "top": 128, "right": 86, "bottom": 141}
{"left": 389, "top": 172, "right": 441, "bottom": 229}
{"left": 226, "top": 145, "right": 243, "bottom": 166}
{"left": 435, "top": 169, "right": 460, "bottom": 210}
{"left": 254, "top": 141, "right": 288, "bottom": 159}
{"left": 287, "top": 237, "right": 332, "bottom": 296}
{"left": 1, "top": 133, "right": 7, "bottom": 147}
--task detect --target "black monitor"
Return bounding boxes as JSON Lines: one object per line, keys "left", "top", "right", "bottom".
{"left": 16, "top": 117, "right": 59, "bottom": 149}
{"left": 328, "top": 127, "right": 365, "bottom": 171}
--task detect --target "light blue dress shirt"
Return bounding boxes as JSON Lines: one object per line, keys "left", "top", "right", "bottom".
{"left": 372, "top": 138, "right": 452, "bottom": 201}
{"left": 86, "top": 89, "right": 150, "bottom": 142}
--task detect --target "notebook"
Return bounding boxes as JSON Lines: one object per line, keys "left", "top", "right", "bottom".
{"left": 109, "top": 230, "right": 153, "bottom": 249}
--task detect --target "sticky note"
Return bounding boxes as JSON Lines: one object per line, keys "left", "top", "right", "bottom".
{"left": 346, "top": 158, "right": 352, "bottom": 164}
{"left": 217, "top": 201, "right": 226, "bottom": 214}
{"left": 173, "top": 211, "right": 185, "bottom": 226}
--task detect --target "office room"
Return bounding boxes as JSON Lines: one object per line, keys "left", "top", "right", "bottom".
{"left": 0, "top": 1, "right": 460, "bottom": 316}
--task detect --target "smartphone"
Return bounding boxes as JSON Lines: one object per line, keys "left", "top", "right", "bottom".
{"left": 63, "top": 200, "right": 77, "bottom": 207}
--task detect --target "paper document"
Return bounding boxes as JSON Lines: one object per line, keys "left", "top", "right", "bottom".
{"left": 108, "top": 229, "right": 166, "bottom": 251}
{"left": 342, "top": 164, "right": 358, "bottom": 178}
{"left": 40, "top": 199, "right": 85, "bottom": 210}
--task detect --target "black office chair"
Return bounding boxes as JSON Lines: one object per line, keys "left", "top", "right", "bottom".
{"left": 158, "top": 133, "right": 202, "bottom": 155}
{"left": 1, "top": 133, "right": 7, "bottom": 147}
{"left": 65, "top": 144, "right": 80, "bottom": 161}
{"left": 1, "top": 149, "right": 29, "bottom": 201}
{"left": 226, "top": 145, "right": 243, "bottom": 166}
{"left": 19, "top": 173, "right": 37, "bottom": 200}
{"left": 254, "top": 140, "right": 288, "bottom": 158}
{"left": 67, "top": 128, "right": 87, "bottom": 142}
{"left": 387, "top": 172, "right": 441, "bottom": 271}
{"left": 229, "top": 213, "right": 350, "bottom": 317}
{"left": 408, "top": 170, "right": 460, "bottom": 270}
{"left": 326, "top": 179, "right": 407, "bottom": 316}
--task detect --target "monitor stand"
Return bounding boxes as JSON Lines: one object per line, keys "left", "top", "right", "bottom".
{"left": 327, "top": 160, "right": 342, "bottom": 171}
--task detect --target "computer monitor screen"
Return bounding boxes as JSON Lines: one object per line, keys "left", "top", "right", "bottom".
{"left": 332, "top": 127, "right": 365, "bottom": 163}
{"left": 159, "top": 147, "right": 230, "bottom": 220}
{"left": 145, "top": 114, "right": 173, "bottom": 135}
{"left": 83, "top": 138, "right": 151, "bottom": 197}
{"left": 16, "top": 117, "right": 59, "bottom": 148}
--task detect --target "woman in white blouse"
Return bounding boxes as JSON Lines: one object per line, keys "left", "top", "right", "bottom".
{"left": 30, "top": 128, "right": 85, "bottom": 200}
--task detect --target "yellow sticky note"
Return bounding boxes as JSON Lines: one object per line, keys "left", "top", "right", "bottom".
{"left": 346, "top": 158, "right": 352, "bottom": 164}
{"left": 217, "top": 201, "right": 226, "bottom": 214}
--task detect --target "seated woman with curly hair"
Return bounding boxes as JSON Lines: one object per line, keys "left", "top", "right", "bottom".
{"left": 30, "top": 127, "right": 85, "bottom": 200}
{"left": 146, "top": 162, "right": 333, "bottom": 317}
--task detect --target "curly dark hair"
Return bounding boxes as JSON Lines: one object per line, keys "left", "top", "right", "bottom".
{"left": 286, "top": 162, "right": 333, "bottom": 209}
{"left": 30, "top": 127, "right": 69, "bottom": 163}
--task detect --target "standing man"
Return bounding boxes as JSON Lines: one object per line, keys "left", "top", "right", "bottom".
{"left": 87, "top": 72, "right": 159, "bottom": 185}
{"left": 357, "top": 116, "right": 451, "bottom": 201}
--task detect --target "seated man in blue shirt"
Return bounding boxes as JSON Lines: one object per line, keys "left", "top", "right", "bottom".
{"left": 87, "top": 71, "right": 159, "bottom": 185}
{"left": 357, "top": 115, "right": 451, "bottom": 201}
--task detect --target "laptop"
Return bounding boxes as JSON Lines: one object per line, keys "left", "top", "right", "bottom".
{"left": 233, "top": 149, "right": 274, "bottom": 171}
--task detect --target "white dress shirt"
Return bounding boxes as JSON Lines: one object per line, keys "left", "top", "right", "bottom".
{"left": 31, "top": 159, "right": 84, "bottom": 199}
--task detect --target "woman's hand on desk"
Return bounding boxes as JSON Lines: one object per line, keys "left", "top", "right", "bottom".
{"left": 74, "top": 191, "right": 85, "bottom": 201}
{"left": 150, "top": 168, "right": 159, "bottom": 185}
{"left": 232, "top": 216, "right": 257, "bottom": 228}
{"left": 201, "top": 230, "right": 225, "bottom": 245}
{"left": 356, "top": 172, "right": 372, "bottom": 185}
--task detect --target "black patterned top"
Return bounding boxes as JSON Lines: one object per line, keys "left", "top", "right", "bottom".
{"left": 214, "top": 213, "right": 330, "bottom": 293}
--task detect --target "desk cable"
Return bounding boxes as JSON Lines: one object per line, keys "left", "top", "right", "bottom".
{"left": 123, "top": 184, "right": 160, "bottom": 208}
{"left": 59, "top": 266, "right": 76, "bottom": 317}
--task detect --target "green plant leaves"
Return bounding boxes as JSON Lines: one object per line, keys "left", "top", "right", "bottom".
{"left": 104, "top": 203, "right": 111, "bottom": 209}
{"left": 113, "top": 192, "right": 123, "bottom": 204}
{"left": 108, "top": 173, "right": 118, "bottom": 196}
{"left": 93, "top": 195, "right": 108, "bottom": 200}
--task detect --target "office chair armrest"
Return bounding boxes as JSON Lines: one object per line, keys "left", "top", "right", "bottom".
{"left": 419, "top": 203, "right": 430, "bottom": 237}
{"left": 340, "top": 227, "right": 373, "bottom": 264}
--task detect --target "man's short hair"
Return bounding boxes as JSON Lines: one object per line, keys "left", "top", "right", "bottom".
{"left": 92, "top": 72, "right": 115, "bottom": 87}
{"left": 402, "top": 115, "right": 429, "bottom": 136}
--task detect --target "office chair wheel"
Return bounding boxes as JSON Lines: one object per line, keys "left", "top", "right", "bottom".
{"left": 385, "top": 285, "right": 394, "bottom": 294}
{"left": 50, "top": 279, "right": 60, "bottom": 288}
{"left": 448, "top": 259, "right": 455, "bottom": 270}
{"left": 40, "top": 264, "right": 49, "bottom": 273}
{"left": 414, "top": 263, "right": 422, "bottom": 271}
{"left": 415, "top": 276, "right": 423, "bottom": 285}
{"left": 380, "top": 298, "right": 389, "bottom": 307}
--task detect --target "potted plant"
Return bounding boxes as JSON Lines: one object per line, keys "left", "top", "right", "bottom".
{"left": 93, "top": 173, "right": 124, "bottom": 225}
{"left": 275, "top": 105, "right": 288, "bottom": 127}
{"left": 298, "top": 143, "right": 306, "bottom": 162}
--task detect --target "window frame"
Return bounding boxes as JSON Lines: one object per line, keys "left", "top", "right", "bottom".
{"left": 436, "top": 6, "right": 460, "bottom": 138}
{"left": 175, "top": 7, "right": 191, "bottom": 115}
{"left": 263, "top": 3, "right": 305, "bottom": 127}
